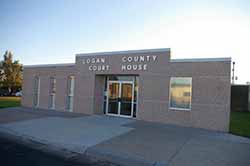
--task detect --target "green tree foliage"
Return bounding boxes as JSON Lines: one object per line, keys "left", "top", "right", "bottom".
{"left": 0, "top": 51, "right": 23, "bottom": 94}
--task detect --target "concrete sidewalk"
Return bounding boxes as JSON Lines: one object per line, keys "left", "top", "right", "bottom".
{"left": 0, "top": 107, "right": 87, "bottom": 124}
{"left": 0, "top": 107, "right": 250, "bottom": 166}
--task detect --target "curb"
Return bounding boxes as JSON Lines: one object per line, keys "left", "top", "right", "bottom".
{"left": 85, "top": 147, "right": 157, "bottom": 166}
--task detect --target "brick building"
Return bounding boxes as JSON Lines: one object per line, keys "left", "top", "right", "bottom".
{"left": 22, "top": 48, "right": 231, "bottom": 131}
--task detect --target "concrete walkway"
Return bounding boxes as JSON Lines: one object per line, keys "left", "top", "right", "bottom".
{"left": 0, "top": 107, "right": 250, "bottom": 166}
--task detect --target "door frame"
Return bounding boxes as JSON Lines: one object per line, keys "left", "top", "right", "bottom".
{"left": 106, "top": 80, "right": 134, "bottom": 118}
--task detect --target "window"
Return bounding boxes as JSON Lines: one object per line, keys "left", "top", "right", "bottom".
{"left": 33, "top": 76, "right": 40, "bottom": 107}
{"left": 66, "top": 76, "right": 75, "bottom": 111}
{"left": 49, "top": 77, "right": 56, "bottom": 109}
{"left": 169, "top": 77, "right": 192, "bottom": 110}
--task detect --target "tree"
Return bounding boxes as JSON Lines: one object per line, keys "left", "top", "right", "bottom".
{"left": 0, "top": 51, "right": 23, "bottom": 94}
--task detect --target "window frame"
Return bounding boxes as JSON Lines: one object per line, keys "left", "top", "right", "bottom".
{"left": 169, "top": 77, "right": 192, "bottom": 111}
{"left": 33, "top": 76, "right": 40, "bottom": 107}
{"left": 49, "top": 77, "right": 56, "bottom": 95}
{"left": 49, "top": 77, "right": 56, "bottom": 109}
{"left": 66, "top": 75, "right": 75, "bottom": 111}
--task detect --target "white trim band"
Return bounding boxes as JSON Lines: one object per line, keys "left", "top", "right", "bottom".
{"left": 171, "top": 57, "right": 231, "bottom": 62}
{"left": 24, "top": 63, "right": 75, "bottom": 68}
{"left": 76, "top": 48, "right": 170, "bottom": 57}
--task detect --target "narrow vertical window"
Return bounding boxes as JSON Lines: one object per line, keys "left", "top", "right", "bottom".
{"left": 33, "top": 76, "right": 40, "bottom": 107}
{"left": 169, "top": 77, "right": 192, "bottom": 110}
{"left": 67, "top": 76, "right": 75, "bottom": 111}
{"left": 49, "top": 77, "right": 56, "bottom": 109}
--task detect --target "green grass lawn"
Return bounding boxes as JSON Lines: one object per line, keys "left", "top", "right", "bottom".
{"left": 230, "top": 111, "right": 250, "bottom": 138}
{"left": 0, "top": 97, "right": 21, "bottom": 108}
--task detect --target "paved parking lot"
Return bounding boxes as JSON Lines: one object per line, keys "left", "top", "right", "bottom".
{"left": 0, "top": 107, "right": 250, "bottom": 166}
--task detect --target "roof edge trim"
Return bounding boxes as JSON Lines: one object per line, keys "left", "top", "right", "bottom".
{"left": 170, "top": 57, "right": 231, "bottom": 62}
{"left": 24, "top": 63, "right": 75, "bottom": 68}
{"left": 76, "top": 48, "right": 170, "bottom": 57}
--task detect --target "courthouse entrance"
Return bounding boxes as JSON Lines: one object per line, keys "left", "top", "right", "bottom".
{"left": 106, "top": 80, "right": 134, "bottom": 118}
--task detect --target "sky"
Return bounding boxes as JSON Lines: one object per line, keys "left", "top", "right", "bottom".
{"left": 0, "top": 0, "right": 250, "bottom": 84}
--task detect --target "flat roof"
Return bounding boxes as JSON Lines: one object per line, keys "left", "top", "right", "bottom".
{"left": 76, "top": 48, "right": 171, "bottom": 57}
{"left": 24, "top": 63, "right": 75, "bottom": 68}
{"left": 171, "top": 57, "right": 231, "bottom": 62}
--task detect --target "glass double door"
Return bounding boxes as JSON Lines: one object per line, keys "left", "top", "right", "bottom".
{"left": 106, "top": 81, "right": 134, "bottom": 118}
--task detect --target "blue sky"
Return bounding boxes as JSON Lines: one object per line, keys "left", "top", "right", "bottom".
{"left": 0, "top": 0, "right": 250, "bottom": 83}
